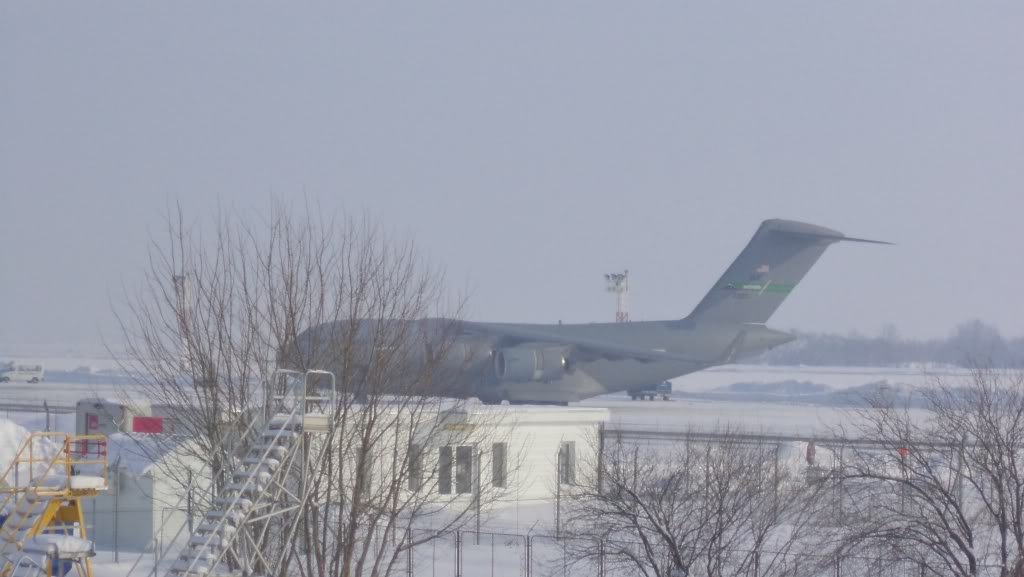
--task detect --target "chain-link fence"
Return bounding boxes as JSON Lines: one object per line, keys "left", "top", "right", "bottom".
{"left": 85, "top": 504, "right": 1005, "bottom": 577}
{"left": 398, "top": 530, "right": 1004, "bottom": 577}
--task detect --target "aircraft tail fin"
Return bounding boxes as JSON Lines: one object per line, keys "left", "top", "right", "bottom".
{"left": 686, "top": 219, "right": 890, "bottom": 326}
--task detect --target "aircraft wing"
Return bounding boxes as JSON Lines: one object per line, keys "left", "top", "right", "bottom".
{"left": 461, "top": 322, "right": 706, "bottom": 365}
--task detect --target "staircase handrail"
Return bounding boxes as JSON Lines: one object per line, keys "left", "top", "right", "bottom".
{"left": 4, "top": 551, "right": 47, "bottom": 577}
{"left": 124, "top": 370, "right": 296, "bottom": 577}
{"left": 177, "top": 399, "right": 305, "bottom": 577}
{"left": 124, "top": 392, "right": 275, "bottom": 577}
{"left": 180, "top": 368, "right": 330, "bottom": 576}
{"left": 0, "top": 434, "right": 88, "bottom": 562}
{"left": 0, "top": 432, "right": 65, "bottom": 499}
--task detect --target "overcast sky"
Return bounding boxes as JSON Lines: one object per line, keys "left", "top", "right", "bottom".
{"left": 2, "top": 1, "right": 1022, "bottom": 350}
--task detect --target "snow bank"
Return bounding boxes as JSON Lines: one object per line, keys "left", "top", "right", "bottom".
{"left": 0, "top": 419, "right": 62, "bottom": 488}
{"left": 105, "top": 432, "right": 172, "bottom": 476}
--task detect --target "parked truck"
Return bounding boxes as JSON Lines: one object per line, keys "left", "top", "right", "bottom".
{"left": 627, "top": 380, "right": 672, "bottom": 401}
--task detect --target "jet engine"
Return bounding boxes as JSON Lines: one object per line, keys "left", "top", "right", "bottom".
{"left": 425, "top": 341, "right": 494, "bottom": 375}
{"left": 493, "top": 346, "right": 575, "bottom": 383}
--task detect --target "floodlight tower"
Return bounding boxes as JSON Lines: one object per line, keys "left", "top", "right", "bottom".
{"left": 604, "top": 270, "right": 630, "bottom": 323}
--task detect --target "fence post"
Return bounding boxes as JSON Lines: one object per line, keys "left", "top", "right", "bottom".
{"left": 562, "top": 537, "right": 568, "bottom": 577}
{"left": 113, "top": 458, "right": 120, "bottom": 563}
{"left": 556, "top": 450, "right": 562, "bottom": 539}
{"left": 186, "top": 470, "right": 194, "bottom": 533}
{"left": 406, "top": 529, "right": 413, "bottom": 577}
{"left": 455, "top": 530, "right": 462, "bottom": 577}
{"left": 526, "top": 536, "right": 532, "bottom": 577}
{"left": 834, "top": 554, "right": 840, "bottom": 577}
{"left": 476, "top": 448, "right": 482, "bottom": 546}
{"left": 597, "top": 422, "right": 605, "bottom": 495}
{"left": 598, "top": 539, "right": 605, "bottom": 577}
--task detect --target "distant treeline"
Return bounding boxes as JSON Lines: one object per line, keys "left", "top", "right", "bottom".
{"left": 751, "top": 320, "right": 1024, "bottom": 368}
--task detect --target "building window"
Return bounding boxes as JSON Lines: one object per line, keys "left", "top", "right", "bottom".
{"left": 440, "top": 445, "right": 475, "bottom": 495}
{"left": 408, "top": 444, "right": 422, "bottom": 492}
{"left": 439, "top": 446, "right": 453, "bottom": 495}
{"left": 492, "top": 443, "right": 507, "bottom": 488}
{"left": 559, "top": 441, "right": 576, "bottom": 485}
{"left": 456, "top": 446, "right": 473, "bottom": 494}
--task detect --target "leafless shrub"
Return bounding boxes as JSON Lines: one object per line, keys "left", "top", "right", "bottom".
{"left": 831, "top": 365, "right": 1024, "bottom": 577}
{"left": 560, "top": 428, "right": 827, "bottom": 577}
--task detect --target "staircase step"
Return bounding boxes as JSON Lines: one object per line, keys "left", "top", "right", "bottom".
{"left": 249, "top": 445, "right": 288, "bottom": 459}
{"left": 224, "top": 482, "right": 264, "bottom": 495}
{"left": 241, "top": 457, "right": 280, "bottom": 471}
{"left": 212, "top": 496, "right": 253, "bottom": 510}
{"left": 15, "top": 502, "right": 41, "bottom": 516}
{"left": 170, "top": 559, "right": 214, "bottom": 575}
{"left": 233, "top": 470, "right": 272, "bottom": 484}
{"left": 3, "top": 526, "right": 38, "bottom": 542}
{"left": 206, "top": 510, "right": 245, "bottom": 523}
{"left": 260, "top": 433, "right": 297, "bottom": 446}
{"left": 188, "top": 534, "right": 226, "bottom": 548}
{"left": 195, "top": 522, "right": 237, "bottom": 536}
{"left": 181, "top": 546, "right": 223, "bottom": 562}
{"left": 11, "top": 563, "right": 44, "bottom": 577}
{"left": 268, "top": 416, "right": 302, "bottom": 430}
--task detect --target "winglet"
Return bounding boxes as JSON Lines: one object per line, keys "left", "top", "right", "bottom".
{"left": 769, "top": 219, "right": 894, "bottom": 245}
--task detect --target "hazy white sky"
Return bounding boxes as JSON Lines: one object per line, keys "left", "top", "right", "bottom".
{"left": 2, "top": 1, "right": 1022, "bottom": 349}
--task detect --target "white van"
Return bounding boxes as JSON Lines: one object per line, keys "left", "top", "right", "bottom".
{"left": 0, "top": 363, "right": 45, "bottom": 383}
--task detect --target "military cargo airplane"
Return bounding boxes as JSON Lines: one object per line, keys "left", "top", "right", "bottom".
{"left": 298, "top": 219, "right": 889, "bottom": 405}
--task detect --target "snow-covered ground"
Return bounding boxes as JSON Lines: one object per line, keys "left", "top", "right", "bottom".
{"left": 0, "top": 360, "right": 957, "bottom": 435}
{"left": 580, "top": 363, "right": 951, "bottom": 436}
{"left": 0, "top": 360, "right": 972, "bottom": 577}
{"left": 671, "top": 362, "right": 964, "bottom": 396}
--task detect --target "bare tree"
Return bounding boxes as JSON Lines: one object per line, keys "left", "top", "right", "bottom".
{"left": 831, "top": 366, "right": 1024, "bottom": 577}
{"left": 114, "top": 201, "right": 511, "bottom": 577}
{"left": 561, "top": 429, "right": 827, "bottom": 577}
{"left": 114, "top": 205, "right": 277, "bottom": 495}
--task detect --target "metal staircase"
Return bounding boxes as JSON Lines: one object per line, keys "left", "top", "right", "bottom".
{"left": 165, "top": 370, "right": 336, "bottom": 577}
{"left": 0, "top": 433, "right": 108, "bottom": 577}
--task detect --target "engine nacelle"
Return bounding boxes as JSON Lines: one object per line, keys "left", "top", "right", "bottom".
{"left": 493, "top": 346, "right": 574, "bottom": 383}
{"left": 426, "top": 341, "right": 494, "bottom": 374}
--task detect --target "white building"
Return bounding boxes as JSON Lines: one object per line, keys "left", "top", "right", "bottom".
{"left": 86, "top": 433, "right": 207, "bottom": 553}
{"left": 83, "top": 401, "right": 608, "bottom": 553}
{"left": 421, "top": 405, "right": 608, "bottom": 509}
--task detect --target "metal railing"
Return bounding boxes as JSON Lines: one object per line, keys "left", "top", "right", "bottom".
{"left": 166, "top": 369, "right": 338, "bottom": 577}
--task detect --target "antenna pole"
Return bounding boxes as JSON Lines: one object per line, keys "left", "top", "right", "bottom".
{"left": 604, "top": 270, "right": 630, "bottom": 323}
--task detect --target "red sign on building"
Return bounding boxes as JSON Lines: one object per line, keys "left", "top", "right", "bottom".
{"left": 132, "top": 416, "right": 165, "bottom": 434}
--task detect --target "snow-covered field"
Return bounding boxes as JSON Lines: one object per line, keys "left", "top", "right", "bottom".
{"left": 0, "top": 359, "right": 957, "bottom": 435}
{"left": 585, "top": 363, "right": 951, "bottom": 436}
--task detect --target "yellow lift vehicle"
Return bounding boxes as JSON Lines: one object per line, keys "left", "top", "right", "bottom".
{"left": 0, "top": 433, "right": 108, "bottom": 577}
